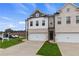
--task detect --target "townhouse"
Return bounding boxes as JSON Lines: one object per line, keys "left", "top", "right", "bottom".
{"left": 26, "top": 3, "right": 79, "bottom": 42}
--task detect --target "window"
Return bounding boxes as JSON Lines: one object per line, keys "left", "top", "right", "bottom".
{"left": 36, "top": 20, "right": 39, "bottom": 26}
{"left": 58, "top": 21, "right": 61, "bottom": 24}
{"left": 42, "top": 20, "right": 45, "bottom": 26}
{"left": 57, "top": 17, "right": 61, "bottom": 24}
{"left": 66, "top": 16, "right": 71, "bottom": 24}
{"left": 76, "top": 16, "right": 79, "bottom": 24}
{"left": 36, "top": 13, "right": 39, "bottom": 17}
{"left": 67, "top": 8, "right": 70, "bottom": 12}
{"left": 30, "top": 21, "right": 33, "bottom": 26}
{"left": 50, "top": 22, "right": 52, "bottom": 25}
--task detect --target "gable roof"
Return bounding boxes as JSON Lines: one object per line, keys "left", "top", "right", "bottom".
{"left": 54, "top": 3, "right": 79, "bottom": 15}
{"left": 59, "top": 3, "right": 79, "bottom": 12}
{"left": 27, "top": 3, "right": 79, "bottom": 20}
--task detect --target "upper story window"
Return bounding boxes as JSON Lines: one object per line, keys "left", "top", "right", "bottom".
{"left": 67, "top": 8, "right": 70, "bottom": 12}
{"left": 36, "top": 20, "right": 39, "bottom": 26}
{"left": 42, "top": 20, "right": 45, "bottom": 26}
{"left": 58, "top": 21, "right": 61, "bottom": 24}
{"left": 57, "top": 17, "right": 61, "bottom": 24}
{"left": 66, "top": 16, "right": 71, "bottom": 24}
{"left": 30, "top": 21, "right": 33, "bottom": 26}
{"left": 76, "top": 16, "right": 79, "bottom": 24}
{"left": 36, "top": 13, "right": 39, "bottom": 17}
{"left": 50, "top": 22, "right": 52, "bottom": 25}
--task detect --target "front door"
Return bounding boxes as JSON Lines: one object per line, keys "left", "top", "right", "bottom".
{"left": 49, "top": 31, "right": 53, "bottom": 40}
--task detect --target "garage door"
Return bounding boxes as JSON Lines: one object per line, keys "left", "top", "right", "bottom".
{"left": 28, "top": 34, "right": 48, "bottom": 41}
{"left": 56, "top": 33, "right": 79, "bottom": 43}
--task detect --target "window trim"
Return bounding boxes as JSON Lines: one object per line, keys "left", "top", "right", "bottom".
{"left": 66, "top": 16, "right": 71, "bottom": 24}
{"left": 57, "top": 17, "right": 61, "bottom": 24}
{"left": 36, "top": 20, "right": 39, "bottom": 26}
{"left": 42, "top": 20, "right": 45, "bottom": 26}
{"left": 57, "top": 20, "right": 61, "bottom": 24}
{"left": 76, "top": 16, "right": 79, "bottom": 24}
{"left": 30, "top": 21, "right": 33, "bottom": 26}
{"left": 67, "top": 8, "right": 70, "bottom": 12}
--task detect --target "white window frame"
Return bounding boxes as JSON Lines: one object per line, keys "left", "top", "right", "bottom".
{"left": 42, "top": 20, "right": 45, "bottom": 26}
{"left": 76, "top": 16, "right": 79, "bottom": 24}
{"left": 57, "top": 17, "right": 61, "bottom": 24}
{"left": 66, "top": 16, "right": 71, "bottom": 24}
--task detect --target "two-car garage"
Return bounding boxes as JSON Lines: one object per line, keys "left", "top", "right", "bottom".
{"left": 28, "top": 33, "right": 48, "bottom": 41}
{"left": 56, "top": 33, "right": 79, "bottom": 43}
{"left": 28, "top": 33, "right": 79, "bottom": 43}
{"left": 28, "top": 32, "right": 79, "bottom": 43}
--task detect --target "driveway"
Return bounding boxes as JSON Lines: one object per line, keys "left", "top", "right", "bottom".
{"left": 0, "top": 40, "right": 44, "bottom": 56}
{"left": 58, "top": 42, "right": 79, "bottom": 56}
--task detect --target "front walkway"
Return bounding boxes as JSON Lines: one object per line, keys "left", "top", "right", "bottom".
{"left": 0, "top": 40, "right": 44, "bottom": 56}
{"left": 58, "top": 42, "right": 79, "bottom": 56}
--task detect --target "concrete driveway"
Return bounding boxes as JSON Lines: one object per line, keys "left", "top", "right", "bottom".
{"left": 0, "top": 40, "right": 44, "bottom": 56}
{"left": 58, "top": 42, "right": 79, "bottom": 56}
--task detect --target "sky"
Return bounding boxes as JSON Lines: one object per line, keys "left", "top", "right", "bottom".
{"left": 0, "top": 3, "right": 78, "bottom": 31}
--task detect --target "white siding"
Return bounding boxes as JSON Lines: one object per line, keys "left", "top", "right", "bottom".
{"left": 55, "top": 4, "right": 79, "bottom": 33}
{"left": 27, "top": 17, "right": 48, "bottom": 41}
{"left": 48, "top": 17, "right": 54, "bottom": 27}
{"left": 55, "top": 4, "right": 79, "bottom": 43}
{"left": 28, "top": 17, "right": 48, "bottom": 29}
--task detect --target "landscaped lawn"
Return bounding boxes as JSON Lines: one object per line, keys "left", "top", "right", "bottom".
{"left": 0, "top": 38, "right": 23, "bottom": 48}
{"left": 37, "top": 41, "right": 62, "bottom": 56}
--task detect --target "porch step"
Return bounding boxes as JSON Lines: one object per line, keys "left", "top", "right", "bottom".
{"left": 49, "top": 40, "right": 56, "bottom": 43}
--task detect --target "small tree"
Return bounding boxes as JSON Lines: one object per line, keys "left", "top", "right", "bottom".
{"left": 5, "top": 28, "right": 13, "bottom": 33}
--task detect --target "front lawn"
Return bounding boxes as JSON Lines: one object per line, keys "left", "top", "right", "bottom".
{"left": 37, "top": 41, "right": 62, "bottom": 56}
{"left": 0, "top": 38, "right": 23, "bottom": 48}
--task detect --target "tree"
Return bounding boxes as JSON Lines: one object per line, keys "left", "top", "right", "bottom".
{"left": 5, "top": 28, "right": 13, "bottom": 33}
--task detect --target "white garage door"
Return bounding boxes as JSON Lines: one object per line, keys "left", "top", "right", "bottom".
{"left": 56, "top": 33, "right": 79, "bottom": 43}
{"left": 28, "top": 34, "right": 48, "bottom": 41}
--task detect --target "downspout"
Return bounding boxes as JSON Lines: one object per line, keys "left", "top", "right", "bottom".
{"left": 48, "top": 16, "right": 49, "bottom": 41}
{"left": 25, "top": 19, "right": 28, "bottom": 40}
{"left": 53, "top": 15, "right": 55, "bottom": 42}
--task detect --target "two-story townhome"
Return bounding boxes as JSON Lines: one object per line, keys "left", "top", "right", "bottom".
{"left": 55, "top": 3, "right": 79, "bottom": 42}
{"left": 26, "top": 10, "right": 55, "bottom": 41}
{"left": 26, "top": 3, "right": 79, "bottom": 42}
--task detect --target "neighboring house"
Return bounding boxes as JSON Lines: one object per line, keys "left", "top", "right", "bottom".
{"left": 55, "top": 3, "right": 79, "bottom": 42}
{"left": 26, "top": 3, "right": 79, "bottom": 42}
{"left": 0, "top": 31, "right": 26, "bottom": 37}
{"left": 10, "top": 31, "right": 26, "bottom": 37}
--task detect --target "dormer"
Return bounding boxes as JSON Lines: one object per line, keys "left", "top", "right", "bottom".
{"left": 30, "top": 9, "right": 47, "bottom": 18}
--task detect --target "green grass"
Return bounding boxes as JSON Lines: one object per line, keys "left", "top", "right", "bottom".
{"left": 0, "top": 38, "right": 23, "bottom": 48}
{"left": 37, "top": 41, "right": 62, "bottom": 56}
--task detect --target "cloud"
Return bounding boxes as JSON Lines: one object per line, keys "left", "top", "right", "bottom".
{"left": 0, "top": 16, "right": 25, "bottom": 31}
{"left": 0, "top": 23, "right": 16, "bottom": 31}
{"left": 8, "top": 24, "right": 15, "bottom": 28}
{"left": 30, "top": 3, "right": 36, "bottom": 8}
{"left": 19, "top": 21, "right": 25, "bottom": 25}
{"left": 18, "top": 3, "right": 28, "bottom": 10}
{"left": 18, "top": 10, "right": 27, "bottom": 15}
{"left": 12, "top": 3, "right": 28, "bottom": 15}
{"left": 0, "top": 16, "right": 16, "bottom": 30}
{"left": 44, "top": 3, "right": 56, "bottom": 13}
{"left": 3, "top": 24, "right": 15, "bottom": 30}
{"left": 1, "top": 16, "right": 12, "bottom": 21}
